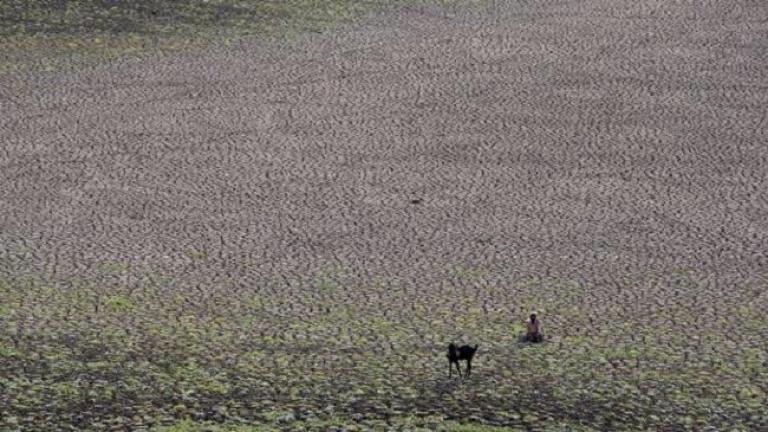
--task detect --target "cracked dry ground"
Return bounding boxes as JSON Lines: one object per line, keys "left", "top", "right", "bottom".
{"left": 2, "top": 0, "right": 768, "bottom": 430}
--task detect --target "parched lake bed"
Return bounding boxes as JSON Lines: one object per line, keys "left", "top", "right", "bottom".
{"left": 1, "top": 0, "right": 767, "bottom": 430}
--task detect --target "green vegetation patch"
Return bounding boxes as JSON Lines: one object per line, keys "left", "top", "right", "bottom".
{"left": 1, "top": 266, "right": 767, "bottom": 431}
{"left": 0, "top": 0, "right": 403, "bottom": 75}
{"left": 151, "top": 417, "right": 528, "bottom": 431}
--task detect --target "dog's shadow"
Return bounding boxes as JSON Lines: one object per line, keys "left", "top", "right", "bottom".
{"left": 433, "top": 360, "right": 507, "bottom": 398}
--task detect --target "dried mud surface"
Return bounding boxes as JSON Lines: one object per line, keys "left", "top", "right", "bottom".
{"left": 2, "top": 0, "right": 768, "bottom": 430}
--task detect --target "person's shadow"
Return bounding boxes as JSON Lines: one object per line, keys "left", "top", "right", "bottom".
{"left": 516, "top": 333, "right": 546, "bottom": 347}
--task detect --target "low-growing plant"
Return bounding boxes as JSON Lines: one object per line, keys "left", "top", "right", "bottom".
{"left": 1, "top": 265, "right": 767, "bottom": 431}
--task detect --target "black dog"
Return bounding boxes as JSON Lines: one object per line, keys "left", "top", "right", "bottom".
{"left": 447, "top": 343, "right": 478, "bottom": 378}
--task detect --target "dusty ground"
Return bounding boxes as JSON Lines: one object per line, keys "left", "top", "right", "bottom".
{"left": 2, "top": 0, "right": 767, "bottom": 283}
{"left": 2, "top": 0, "right": 768, "bottom": 430}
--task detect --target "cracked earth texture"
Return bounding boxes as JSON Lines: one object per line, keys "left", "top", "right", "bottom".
{"left": 1, "top": 0, "right": 768, "bottom": 431}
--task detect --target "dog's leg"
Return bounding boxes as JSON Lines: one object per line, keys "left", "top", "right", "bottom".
{"left": 448, "top": 361, "right": 452, "bottom": 378}
{"left": 455, "top": 362, "right": 462, "bottom": 378}
{"left": 466, "top": 359, "right": 471, "bottom": 378}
